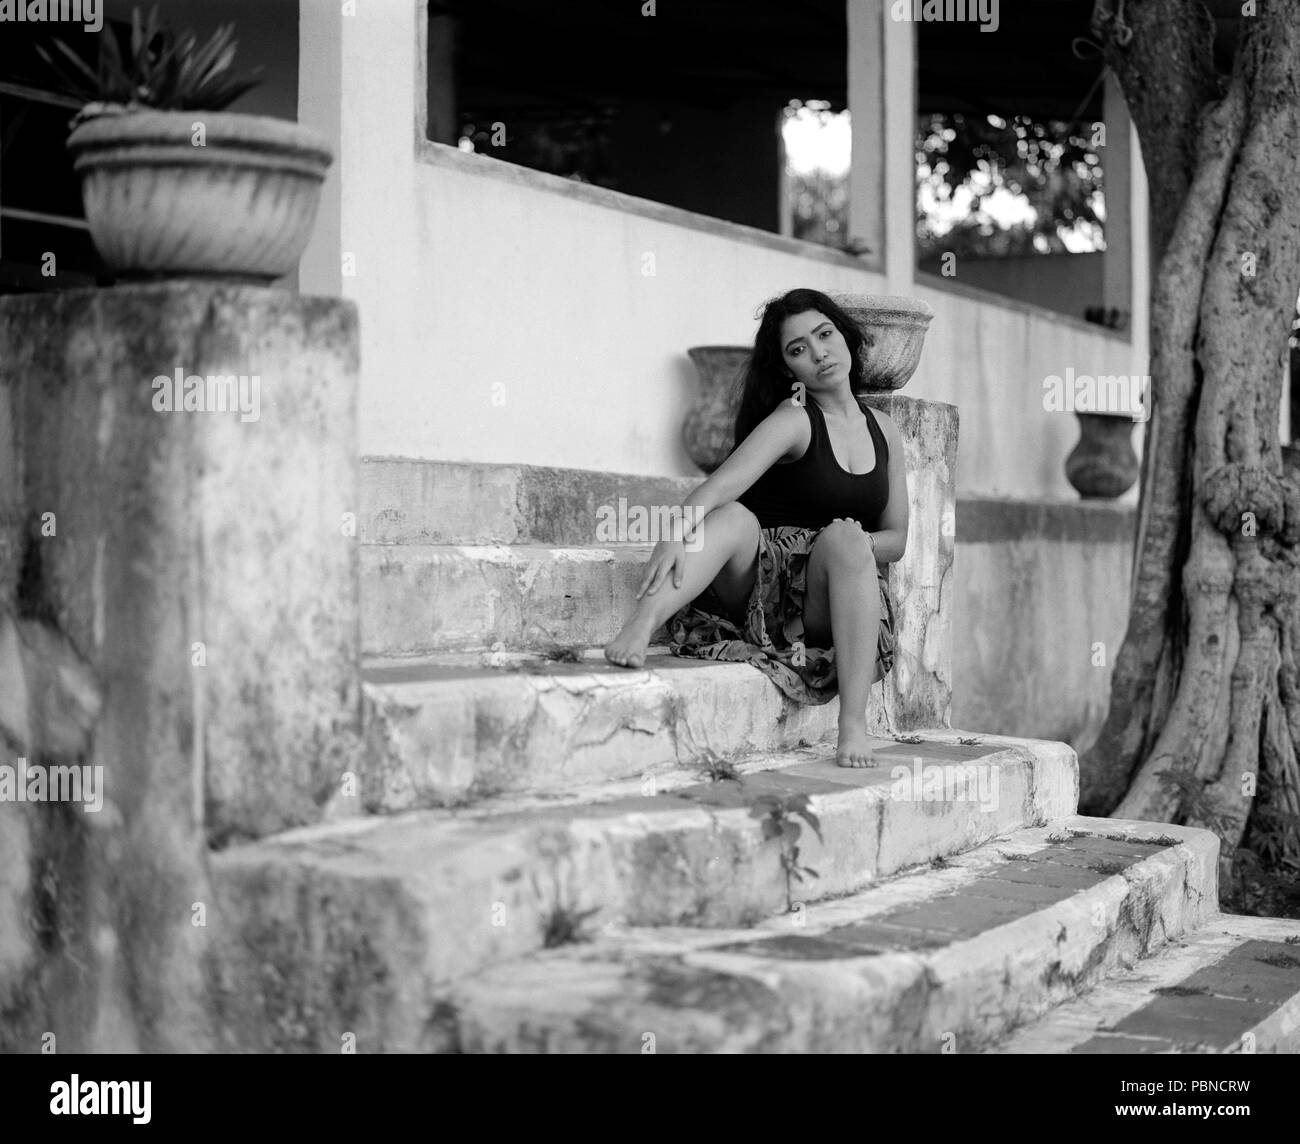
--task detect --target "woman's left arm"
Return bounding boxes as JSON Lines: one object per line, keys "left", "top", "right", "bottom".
{"left": 867, "top": 410, "right": 909, "bottom": 565}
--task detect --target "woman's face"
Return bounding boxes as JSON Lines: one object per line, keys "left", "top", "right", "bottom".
{"left": 778, "top": 309, "right": 852, "bottom": 396}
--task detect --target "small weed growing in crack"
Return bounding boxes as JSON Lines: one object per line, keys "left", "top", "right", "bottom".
{"left": 894, "top": 733, "right": 924, "bottom": 745}
{"left": 697, "top": 749, "right": 742, "bottom": 783}
{"left": 540, "top": 903, "right": 601, "bottom": 948}
{"left": 930, "top": 854, "right": 951, "bottom": 869}
{"left": 749, "top": 793, "right": 823, "bottom": 912}
{"left": 1094, "top": 860, "right": 1129, "bottom": 876}
{"left": 539, "top": 645, "right": 585, "bottom": 664}
{"left": 956, "top": 736, "right": 982, "bottom": 745}
{"left": 1155, "top": 985, "right": 1208, "bottom": 997}
{"left": 1108, "top": 832, "right": 1180, "bottom": 846}
{"left": 1254, "top": 951, "right": 1300, "bottom": 970}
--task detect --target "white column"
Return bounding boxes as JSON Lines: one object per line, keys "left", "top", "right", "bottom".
{"left": 299, "top": 0, "right": 422, "bottom": 458}
{"left": 1128, "top": 112, "right": 1150, "bottom": 377}
{"left": 1126, "top": 97, "right": 1153, "bottom": 583}
{"left": 297, "top": 0, "right": 343, "bottom": 297}
{"left": 881, "top": 1, "right": 915, "bottom": 294}
{"left": 1102, "top": 74, "right": 1132, "bottom": 330}
{"left": 1100, "top": 72, "right": 1151, "bottom": 382}
{"left": 847, "top": 0, "right": 884, "bottom": 271}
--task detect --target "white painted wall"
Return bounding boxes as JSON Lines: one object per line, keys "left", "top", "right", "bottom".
{"left": 301, "top": 0, "right": 1151, "bottom": 502}
{"left": 910, "top": 279, "right": 1146, "bottom": 502}
{"left": 400, "top": 152, "right": 890, "bottom": 477}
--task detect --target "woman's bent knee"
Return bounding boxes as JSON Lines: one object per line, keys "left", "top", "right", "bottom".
{"left": 814, "top": 519, "right": 873, "bottom": 565}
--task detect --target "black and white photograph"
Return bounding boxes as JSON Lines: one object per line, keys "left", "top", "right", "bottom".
{"left": 1, "top": 0, "right": 1298, "bottom": 1100}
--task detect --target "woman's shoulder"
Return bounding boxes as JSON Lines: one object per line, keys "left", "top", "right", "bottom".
{"left": 752, "top": 397, "right": 814, "bottom": 462}
{"left": 861, "top": 400, "right": 901, "bottom": 444}
{"left": 761, "top": 397, "right": 815, "bottom": 430}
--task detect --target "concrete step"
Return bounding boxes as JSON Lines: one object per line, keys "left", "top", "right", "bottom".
{"left": 360, "top": 458, "right": 697, "bottom": 546}
{"left": 361, "top": 649, "right": 891, "bottom": 808}
{"left": 987, "top": 913, "right": 1300, "bottom": 1053}
{"left": 210, "top": 732, "right": 1076, "bottom": 1050}
{"left": 360, "top": 543, "right": 949, "bottom": 729}
{"left": 361, "top": 542, "right": 659, "bottom": 655}
{"left": 403, "top": 819, "right": 1217, "bottom": 1052}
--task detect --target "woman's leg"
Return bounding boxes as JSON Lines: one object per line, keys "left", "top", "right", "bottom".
{"left": 605, "top": 501, "right": 761, "bottom": 669}
{"left": 801, "top": 519, "right": 882, "bottom": 767}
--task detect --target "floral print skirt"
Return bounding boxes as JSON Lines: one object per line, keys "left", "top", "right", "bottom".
{"left": 665, "top": 524, "right": 896, "bottom": 705}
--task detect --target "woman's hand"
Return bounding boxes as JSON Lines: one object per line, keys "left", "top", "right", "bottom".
{"left": 636, "top": 538, "right": 686, "bottom": 599}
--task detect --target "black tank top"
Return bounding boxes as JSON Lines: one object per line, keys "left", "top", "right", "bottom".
{"left": 738, "top": 398, "right": 890, "bottom": 531}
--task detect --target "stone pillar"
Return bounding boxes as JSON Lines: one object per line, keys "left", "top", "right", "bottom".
{"left": 0, "top": 282, "right": 361, "bottom": 1050}
{"left": 863, "top": 393, "right": 957, "bottom": 730}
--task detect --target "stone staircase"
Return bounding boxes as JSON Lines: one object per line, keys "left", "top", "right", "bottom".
{"left": 8, "top": 284, "right": 1295, "bottom": 1053}
{"left": 207, "top": 445, "right": 1300, "bottom": 1054}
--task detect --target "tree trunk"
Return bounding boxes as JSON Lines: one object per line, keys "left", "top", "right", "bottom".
{"left": 1081, "top": 0, "right": 1300, "bottom": 885}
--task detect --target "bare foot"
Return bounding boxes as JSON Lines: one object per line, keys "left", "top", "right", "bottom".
{"left": 835, "top": 722, "right": 875, "bottom": 768}
{"left": 604, "top": 613, "right": 655, "bottom": 669}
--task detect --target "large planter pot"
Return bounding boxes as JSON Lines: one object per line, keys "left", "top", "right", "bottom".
{"left": 684, "top": 346, "right": 749, "bottom": 472}
{"left": 66, "top": 106, "right": 334, "bottom": 282}
{"left": 828, "top": 293, "right": 934, "bottom": 391}
{"left": 1064, "top": 411, "right": 1140, "bottom": 498}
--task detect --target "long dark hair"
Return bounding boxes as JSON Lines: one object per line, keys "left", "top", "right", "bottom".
{"left": 731, "top": 288, "right": 865, "bottom": 446}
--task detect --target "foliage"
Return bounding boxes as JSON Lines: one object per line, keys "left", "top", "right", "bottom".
{"left": 1154, "top": 763, "right": 1238, "bottom": 838}
{"left": 37, "top": 4, "right": 263, "bottom": 115}
{"left": 697, "top": 749, "right": 742, "bottom": 783}
{"left": 748, "top": 792, "right": 824, "bottom": 911}
{"left": 1241, "top": 769, "right": 1300, "bottom": 868}
{"left": 789, "top": 167, "right": 853, "bottom": 250}
{"left": 916, "top": 112, "right": 1105, "bottom": 259}
{"left": 1156, "top": 763, "right": 1300, "bottom": 917}
{"left": 539, "top": 903, "right": 601, "bottom": 948}
{"left": 1223, "top": 848, "right": 1300, "bottom": 920}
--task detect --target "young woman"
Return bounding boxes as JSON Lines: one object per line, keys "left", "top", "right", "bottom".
{"left": 605, "top": 288, "right": 907, "bottom": 767}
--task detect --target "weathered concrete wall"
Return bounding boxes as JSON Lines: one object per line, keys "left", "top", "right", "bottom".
{"left": 913, "top": 277, "right": 1146, "bottom": 505}
{"left": 952, "top": 499, "right": 1135, "bottom": 754}
{"left": 0, "top": 282, "right": 362, "bottom": 1051}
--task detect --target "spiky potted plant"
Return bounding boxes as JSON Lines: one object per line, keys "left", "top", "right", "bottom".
{"left": 38, "top": 5, "right": 333, "bottom": 282}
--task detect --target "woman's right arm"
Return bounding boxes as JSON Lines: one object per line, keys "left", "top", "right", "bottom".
{"left": 636, "top": 401, "right": 808, "bottom": 597}
{"left": 680, "top": 401, "right": 809, "bottom": 535}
